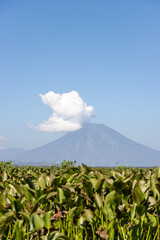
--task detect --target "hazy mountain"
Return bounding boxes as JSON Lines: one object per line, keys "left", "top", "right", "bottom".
{"left": 13, "top": 123, "right": 160, "bottom": 167}
{"left": 0, "top": 148, "right": 27, "bottom": 162}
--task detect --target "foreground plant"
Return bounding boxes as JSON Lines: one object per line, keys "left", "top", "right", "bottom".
{"left": 0, "top": 161, "right": 160, "bottom": 239}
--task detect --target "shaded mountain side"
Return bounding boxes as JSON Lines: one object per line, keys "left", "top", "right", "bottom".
{"left": 13, "top": 123, "right": 160, "bottom": 167}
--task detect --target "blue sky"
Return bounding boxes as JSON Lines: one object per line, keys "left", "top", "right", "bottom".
{"left": 0, "top": 0, "right": 160, "bottom": 150}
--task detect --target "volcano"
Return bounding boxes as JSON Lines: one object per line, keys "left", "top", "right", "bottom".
{"left": 11, "top": 123, "right": 160, "bottom": 167}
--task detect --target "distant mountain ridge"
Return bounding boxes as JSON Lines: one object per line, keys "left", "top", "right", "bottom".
{"left": 11, "top": 123, "right": 160, "bottom": 167}
{"left": 0, "top": 148, "right": 27, "bottom": 162}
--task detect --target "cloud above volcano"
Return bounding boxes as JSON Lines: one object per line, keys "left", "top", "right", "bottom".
{"left": 34, "top": 90, "right": 95, "bottom": 132}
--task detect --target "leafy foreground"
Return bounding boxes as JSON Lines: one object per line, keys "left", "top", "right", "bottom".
{"left": 0, "top": 162, "right": 160, "bottom": 239}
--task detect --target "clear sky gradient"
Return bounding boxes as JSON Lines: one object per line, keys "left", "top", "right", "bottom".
{"left": 0, "top": 0, "right": 160, "bottom": 150}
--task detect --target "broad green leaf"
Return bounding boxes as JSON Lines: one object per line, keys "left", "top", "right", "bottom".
{"left": 0, "top": 192, "right": 7, "bottom": 207}
{"left": 57, "top": 187, "right": 65, "bottom": 204}
{"left": 23, "top": 187, "right": 35, "bottom": 202}
{"left": 38, "top": 176, "right": 46, "bottom": 189}
{"left": 20, "top": 211, "right": 30, "bottom": 223}
{"left": 41, "top": 236, "right": 48, "bottom": 240}
{"left": 79, "top": 164, "right": 91, "bottom": 174}
{"left": 34, "top": 193, "right": 46, "bottom": 205}
{"left": 144, "top": 170, "right": 151, "bottom": 180}
{"left": 16, "top": 220, "right": 23, "bottom": 240}
{"left": 131, "top": 203, "right": 136, "bottom": 219}
{"left": 12, "top": 183, "right": 24, "bottom": 196}
{"left": 90, "top": 178, "right": 104, "bottom": 192}
{"left": 94, "top": 193, "right": 103, "bottom": 208}
{"left": 132, "top": 186, "right": 145, "bottom": 205}
{"left": 61, "top": 185, "right": 75, "bottom": 193}
{"left": 155, "top": 167, "right": 160, "bottom": 179}
{"left": 67, "top": 173, "right": 78, "bottom": 184}
{"left": 138, "top": 180, "right": 148, "bottom": 193}
{"left": 25, "top": 178, "right": 35, "bottom": 190}
{"left": 31, "top": 194, "right": 46, "bottom": 213}
{"left": 0, "top": 210, "right": 14, "bottom": 226}
{"left": 46, "top": 191, "right": 57, "bottom": 199}
{"left": 46, "top": 175, "right": 52, "bottom": 187}
{"left": 110, "top": 170, "right": 117, "bottom": 179}
{"left": 83, "top": 181, "right": 93, "bottom": 198}
{"left": 31, "top": 213, "right": 44, "bottom": 230}
{"left": 2, "top": 172, "right": 7, "bottom": 182}
{"left": 151, "top": 174, "right": 159, "bottom": 198}
{"left": 44, "top": 211, "right": 52, "bottom": 230}
{"left": 69, "top": 206, "right": 83, "bottom": 218}
{"left": 132, "top": 179, "right": 137, "bottom": 189}
{"left": 105, "top": 191, "right": 115, "bottom": 205}
{"left": 103, "top": 206, "right": 114, "bottom": 220}
{"left": 83, "top": 209, "right": 93, "bottom": 222}
{"left": 105, "top": 177, "right": 114, "bottom": 185}
{"left": 7, "top": 193, "right": 16, "bottom": 203}
{"left": 147, "top": 212, "right": 157, "bottom": 227}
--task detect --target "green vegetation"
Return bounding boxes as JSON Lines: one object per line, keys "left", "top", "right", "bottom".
{"left": 0, "top": 161, "right": 160, "bottom": 239}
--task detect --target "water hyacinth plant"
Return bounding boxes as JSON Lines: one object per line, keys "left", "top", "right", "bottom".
{"left": 0, "top": 161, "right": 160, "bottom": 239}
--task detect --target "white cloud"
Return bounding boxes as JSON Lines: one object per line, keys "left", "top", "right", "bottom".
{"left": 34, "top": 90, "right": 95, "bottom": 132}
{"left": 0, "top": 134, "right": 7, "bottom": 150}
